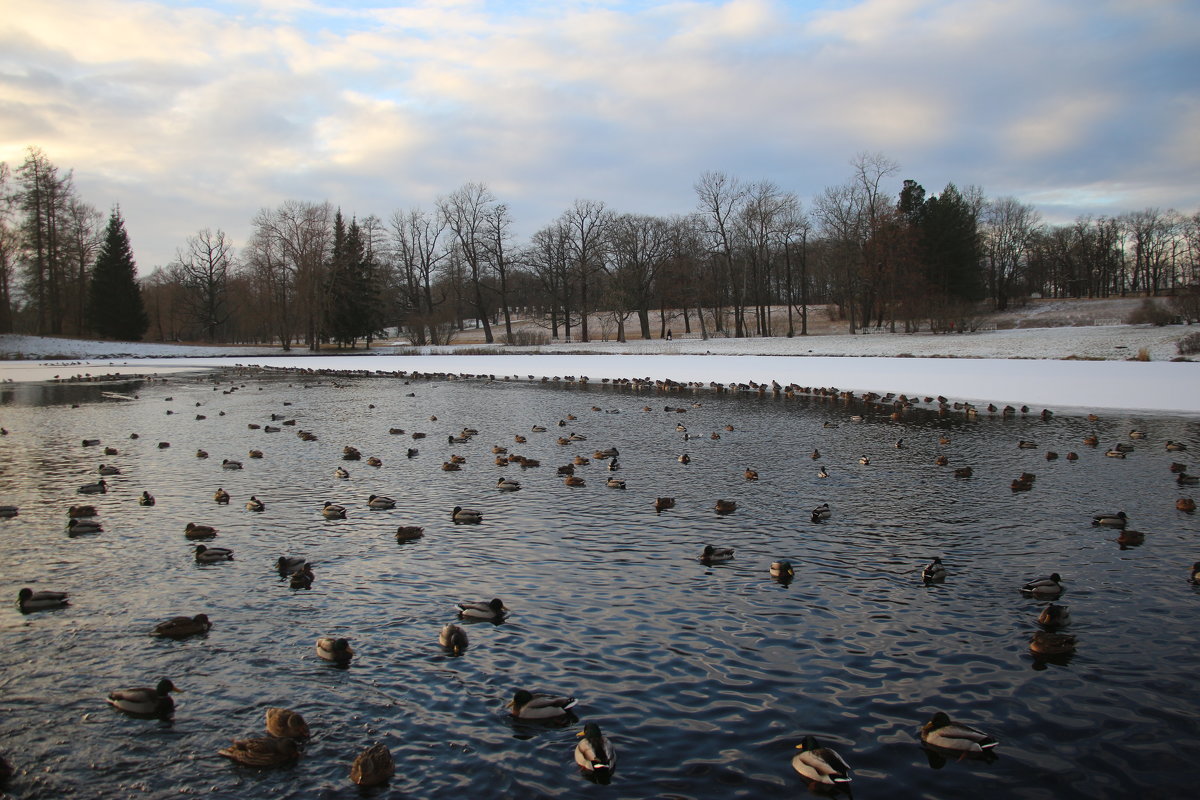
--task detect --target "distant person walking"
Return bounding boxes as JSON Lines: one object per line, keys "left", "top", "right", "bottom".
{"left": 666, "top": 329, "right": 673, "bottom": 341}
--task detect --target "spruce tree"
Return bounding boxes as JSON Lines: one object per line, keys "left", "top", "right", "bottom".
{"left": 87, "top": 208, "right": 148, "bottom": 340}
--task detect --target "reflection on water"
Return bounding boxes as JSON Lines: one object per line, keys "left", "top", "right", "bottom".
{"left": 1, "top": 369, "right": 1198, "bottom": 799}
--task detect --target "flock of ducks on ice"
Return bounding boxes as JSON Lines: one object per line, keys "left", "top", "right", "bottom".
{"left": 3, "top": 370, "right": 1198, "bottom": 794}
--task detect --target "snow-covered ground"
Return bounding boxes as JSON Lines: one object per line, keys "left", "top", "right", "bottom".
{"left": 1, "top": 323, "right": 1197, "bottom": 416}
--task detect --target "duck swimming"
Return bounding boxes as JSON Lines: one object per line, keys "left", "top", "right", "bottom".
{"left": 508, "top": 689, "right": 577, "bottom": 720}
{"left": 457, "top": 598, "right": 506, "bottom": 620}
{"left": 919, "top": 711, "right": 998, "bottom": 757}
{"left": 811, "top": 502, "right": 831, "bottom": 522}
{"left": 1037, "top": 603, "right": 1070, "bottom": 627}
{"left": 193, "top": 544, "right": 233, "bottom": 562}
{"left": 213, "top": 488, "right": 230, "bottom": 504}
{"left": 770, "top": 560, "right": 795, "bottom": 579}
{"left": 1030, "top": 630, "right": 1077, "bottom": 656}
{"left": 714, "top": 499, "right": 737, "bottom": 514}
{"left": 322, "top": 502, "right": 347, "bottom": 519}
{"left": 107, "top": 678, "right": 179, "bottom": 716}
{"left": 316, "top": 637, "right": 354, "bottom": 664}
{"left": 922, "top": 557, "right": 947, "bottom": 584}
{"left": 350, "top": 743, "right": 395, "bottom": 787}
{"left": 1020, "top": 573, "right": 1063, "bottom": 598}
{"left": 1091, "top": 511, "right": 1127, "bottom": 529}
{"left": 67, "top": 518, "right": 103, "bottom": 535}
{"left": 153, "top": 614, "right": 212, "bottom": 638}
{"left": 139, "top": 491, "right": 155, "bottom": 506}
{"left": 17, "top": 588, "right": 69, "bottom": 612}
{"left": 184, "top": 522, "right": 218, "bottom": 540}
{"left": 700, "top": 544, "right": 735, "bottom": 564}
{"left": 367, "top": 494, "right": 396, "bottom": 509}
{"left": 575, "top": 722, "right": 616, "bottom": 777}
{"left": 77, "top": 479, "right": 107, "bottom": 495}
{"left": 792, "top": 735, "right": 852, "bottom": 789}
{"left": 439, "top": 623, "right": 469, "bottom": 655}
{"left": 217, "top": 736, "right": 299, "bottom": 767}
{"left": 654, "top": 497, "right": 675, "bottom": 511}
{"left": 245, "top": 496, "right": 265, "bottom": 512}
{"left": 265, "top": 707, "right": 309, "bottom": 739}
{"left": 496, "top": 478, "right": 522, "bottom": 492}
{"left": 451, "top": 506, "right": 483, "bottom": 524}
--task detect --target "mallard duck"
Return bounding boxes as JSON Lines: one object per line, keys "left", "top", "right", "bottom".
{"left": 197, "top": 449, "right": 210, "bottom": 459}
{"left": 954, "top": 466, "right": 974, "bottom": 478}
{"left": 343, "top": 446, "right": 362, "bottom": 460}
{"left": 810, "top": 449, "right": 821, "bottom": 460}
{"left": 97, "top": 464, "right": 121, "bottom": 475}
{"left": 194, "top": 544, "right": 233, "bottom": 562}
{"left": 439, "top": 623, "right": 469, "bottom": 654}
{"left": 265, "top": 707, "right": 309, "bottom": 739}
{"left": 1166, "top": 440, "right": 1188, "bottom": 452}
{"left": 934, "top": 454, "right": 949, "bottom": 466}
{"left": 531, "top": 425, "right": 547, "bottom": 432}
{"left": 858, "top": 455, "right": 871, "bottom": 465}
{"left": 67, "top": 518, "right": 103, "bottom": 535}
{"left": 221, "top": 459, "right": 243, "bottom": 470}
{"left": 573, "top": 455, "right": 591, "bottom": 466}
{"left": 496, "top": 478, "right": 522, "bottom": 492}
{"left": 1117, "top": 529, "right": 1145, "bottom": 547}
{"left": 508, "top": 689, "right": 577, "bottom": 720}
{"left": 1129, "top": 429, "right": 1146, "bottom": 439}
{"left": 451, "top": 506, "right": 483, "bottom": 524}
{"left": 107, "top": 678, "right": 179, "bottom": 716}
{"left": 217, "top": 736, "right": 299, "bottom": 767}
{"left": 654, "top": 497, "right": 675, "bottom": 511}
{"left": 817, "top": 466, "right": 829, "bottom": 478}
{"left": 277, "top": 556, "right": 307, "bottom": 576}
{"left": 1020, "top": 573, "right": 1063, "bottom": 597}
{"left": 457, "top": 598, "right": 506, "bottom": 620}
{"left": 289, "top": 564, "right": 314, "bottom": 589}
{"left": 153, "top": 614, "right": 212, "bottom": 638}
{"left": 605, "top": 478, "right": 626, "bottom": 489}
{"left": 395, "top": 526, "right": 424, "bottom": 541}
{"left": 367, "top": 494, "right": 396, "bottom": 509}
{"left": 17, "top": 587, "right": 69, "bottom": 611}
{"left": 575, "top": 722, "right": 616, "bottom": 776}
{"left": 0, "top": 505, "right": 18, "bottom": 518}
{"left": 138, "top": 491, "right": 155, "bottom": 506}
{"left": 1178, "top": 473, "right": 1200, "bottom": 486}
{"left": 1104, "top": 449, "right": 1127, "bottom": 458}
{"left": 441, "top": 461, "right": 461, "bottom": 471}
{"left": 1082, "top": 435, "right": 1099, "bottom": 447}
{"left": 677, "top": 454, "right": 691, "bottom": 464}
{"left": 366, "top": 456, "right": 382, "bottom": 467}
{"left": 700, "top": 544, "right": 735, "bottom": 563}
{"left": 77, "top": 479, "right": 107, "bottom": 495}
{"left": 316, "top": 637, "right": 354, "bottom": 664}
{"left": 792, "top": 735, "right": 852, "bottom": 788}
{"left": 919, "top": 712, "right": 998, "bottom": 755}
{"left": 1030, "top": 630, "right": 1077, "bottom": 656}
{"left": 185, "top": 522, "right": 218, "bottom": 539}
{"left": 350, "top": 742, "right": 394, "bottom": 787}
{"left": 1037, "top": 603, "right": 1070, "bottom": 627}
{"left": 334, "top": 466, "right": 350, "bottom": 479}
{"left": 1189, "top": 561, "right": 1200, "bottom": 584}
{"left": 811, "top": 502, "right": 831, "bottom": 522}
{"left": 248, "top": 449, "right": 263, "bottom": 459}
{"left": 1017, "top": 440, "right": 1037, "bottom": 449}
{"left": 245, "top": 496, "right": 265, "bottom": 512}
{"left": 1092, "top": 511, "right": 1127, "bottom": 529}
{"left": 322, "top": 502, "right": 346, "bottom": 519}
{"left": 714, "top": 499, "right": 737, "bottom": 514}
{"left": 922, "top": 557, "right": 947, "bottom": 584}
{"left": 770, "top": 560, "right": 795, "bottom": 579}
{"left": 744, "top": 468, "right": 759, "bottom": 481}
{"left": 1178, "top": 498, "right": 1197, "bottom": 512}
{"left": 214, "top": 488, "right": 230, "bottom": 504}
{"left": 564, "top": 475, "right": 586, "bottom": 487}
{"left": 608, "top": 459, "right": 620, "bottom": 471}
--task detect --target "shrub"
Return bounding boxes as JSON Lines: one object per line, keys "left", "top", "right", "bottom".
{"left": 1178, "top": 331, "right": 1200, "bottom": 355}
{"left": 1170, "top": 286, "right": 1200, "bottom": 323}
{"left": 502, "top": 329, "right": 550, "bottom": 347}
{"left": 1126, "top": 298, "right": 1174, "bottom": 326}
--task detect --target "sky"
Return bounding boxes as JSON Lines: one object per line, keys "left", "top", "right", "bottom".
{"left": 2, "top": 0, "right": 1198, "bottom": 271}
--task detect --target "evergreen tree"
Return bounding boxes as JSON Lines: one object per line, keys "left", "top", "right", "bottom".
{"left": 87, "top": 208, "right": 148, "bottom": 340}
{"left": 919, "top": 183, "right": 984, "bottom": 303}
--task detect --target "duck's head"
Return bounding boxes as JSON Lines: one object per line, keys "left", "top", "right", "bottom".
{"left": 156, "top": 678, "right": 181, "bottom": 695}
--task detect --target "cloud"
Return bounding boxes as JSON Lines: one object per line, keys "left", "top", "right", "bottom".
{"left": 0, "top": 0, "right": 1197, "bottom": 269}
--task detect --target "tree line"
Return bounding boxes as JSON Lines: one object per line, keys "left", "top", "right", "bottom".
{"left": 2, "top": 147, "right": 1198, "bottom": 346}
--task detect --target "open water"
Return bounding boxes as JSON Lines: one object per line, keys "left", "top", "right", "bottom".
{"left": 1, "top": 368, "right": 1198, "bottom": 799}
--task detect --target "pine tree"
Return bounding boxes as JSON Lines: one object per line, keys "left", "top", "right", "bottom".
{"left": 87, "top": 208, "right": 148, "bottom": 340}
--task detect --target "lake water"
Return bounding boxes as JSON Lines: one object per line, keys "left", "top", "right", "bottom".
{"left": 1, "top": 368, "right": 1198, "bottom": 799}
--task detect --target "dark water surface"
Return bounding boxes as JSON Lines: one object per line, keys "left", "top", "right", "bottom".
{"left": 1, "top": 370, "right": 1198, "bottom": 799}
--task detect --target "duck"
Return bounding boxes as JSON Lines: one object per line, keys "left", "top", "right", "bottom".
{"left": 367, "top": 494, "right": 396, "bottom": 509}
{"left": 770, "top": 560, "right": 795, "bottom": 579}
{"left": 677, "top": 454, "right": 690, "bottom": 464}
{"left": 1189, "top": 561, "right": 1200, "bottom": 584}
{"left": 245, "top": 496, "right": 265, "bottom": 512}
{"left": 531, "top": 425, "right": 547, "bottom": 432}
{"left": 451, "top": 506, "right": 483, "bottom": 524}
{"left": 1091, "top": 511, "right": 1127, "bottom": 529}
{"left": 321, "top": 501, "right": 346, "bottom": 519}
{"left": 1030, "top": 631, "right": 1077, "bottom": 656}
{"left": 791, "top": 735, "right": 852, "bottom": 789}
{"left": 457, "top": 598, "right": 506, "bottom": 620}
{"left": 1166, "top": 440, "right": 1188, "bottom": 452}
{"left": 817, "top": 466, "right": 829, "bottom": 479}
{"left": 1178, "top": 473, "right": 1200, "bottom": 486}
{"left": 97, "top": 464, "right": 121, "bottom": 475}
{"left": 1037, "top": 603, "right": 1070, "bottom": 627}
{"left": 744, "top": 468, "right": 759, "bottom": 481}
{"left": 0, "top": 505, "right": 17, "bottom": 518}
{"left": 395, "top": 526, "right": 424, "bottom": 541}
{"left": 934, "top": 454, "right": 949, "bottom": 466}
{"left": 217, "top": 736, "right": 299, "bottom": 767}
{"left": 1178, "top": 498, "right": 1197, "bottom": 512}
{"left": 289, "top": 564, "right": 314, "bottom": 589}
{"left": 654, "top": 497, "right": 675, "bottom": 511}
{"left": 248, "top": 449, "right": 263, "bottom": 459}
{"left": 197, "top": 449, "right": 210, "bottom": 459}
{"left": 575, "top": 722, "right": 616, "bottom": 777}
{"left": 1082, "top": 434, "right": 1099, "bottom": 447}
{"left": 564, "top": 475, "right": 586, "bottom": 487}
{"left": 264, "top": 707, "right": 309, "bottom": 739}
{"left": 350, "top": 742, "right": 395, "bottom": 787}
{"left": 366, "top": 456, "right": 382, "bottom": 467}
{"left": 1017, "top": 440, "right": 1037, "bottom": 449}
{"left": 1020, "top": 573, "right": 1063, "bottom": 598}
{"left": 954, "top": 466, "right": 974, "bottom": 478}
{"left": 107, "top": 678, "right": 180, "bottom": 716}
{"left": 139, "top": 491, "right": 155, "bottom": 506}
{"left": 152, "top": 614, "right": 212, "bottom": 638}
{"left": 67, "top": 518, "right": 103, "bottom": 535}
{"left": 607, "top": 459, "right": 620, "bottom": 471}
{"left": 700, "top": 544, "right": 735, "bottom": 564}
{"left": 68, "top": 504, "right": 97, "bottom": 518}
{"left": 496, "top": 478, "right": 522, "bottom": 492}
{"left": 1117, "top": 529, "right": 1145, "bottom": 548}
{"left": 343, "top": 446, "right": 362, "bottom": 460}
{"left": 184, "top": 522, "right": 218, "bottom": 540}
{"left": 441, "top": 461, "right": 461, "bottom": 471}
{"left": 335, "top": 466, "right": 351, "bottom": 479}
{"left": 77, "top": 478, "right": 107, "bottom": 495}
{"left": 573, "top": 455, "right": 591, "bottom": 466}
{"left": 1104, "top": 448, "right": 1127, "bottom": 459}
{"left": 193, "top": 544, "right": 233, "bottom": 562}
{"left": 316, "top": 637, "right": 354, "bottom": 664}
{"left": 213, "top": 488, "right": 230, "bottom": 504}
{"left": 605, "top": 478, "right": 626, "bottom": 489}
{"left": 922, "top": 557, "right": 947, "bottom": 584}
{"left": 277, "top": 556, "right": 307, "bottom": 576}
{"left": 221, "top": 459, "right": 243, "bottom": 470}
{"left": 1129, "top": 429, "right": 1146, "bottom": 439}
{"left": 714, "top": 499, "right": 737, "bottom": 514}
{"left": 810, "top": 448, "right": 821, "bottom": 460}
{"left": 439, "top": 623, "right": 469, "bottom": 654}
{"left": 508, "top": 689, "right": 577, "bottom": 720}
{"left": 919, "top": 711, "right": 998, "bottom": 756}
{"left": 811, "top": 502, "right": 831, "bottom": 522}
{"left": 17, "top": 587, "right": 69, "bottom": 612}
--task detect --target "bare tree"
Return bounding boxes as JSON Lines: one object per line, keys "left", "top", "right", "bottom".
{"left": 694, "top": 171, "right": 745, "bottom": 335}
{"left": 175, "top": 228, "right": 236, "bottom": 342}
{"left": 482, "top": 202, "right": 515, "bottom": 341}
{"left": 604, "top": 213, "right": 670, "bottom": 340}
{"left": 559, "top": 199, "right": 609, "bottom": 342}
{"left": 0, "top": 162, "right": 20, "bottom": 333}
{"left": 250, "top": 200, "right": 332, "bottom": 350}
{"left": 981, "top": 197, "right": 1042, "bottom": 310}
{"left": 62, "top": 196, "right": 103, "bottom": 336}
